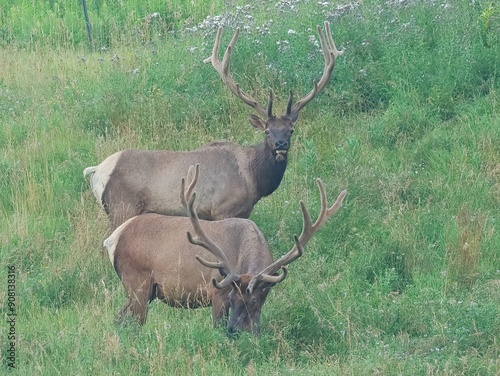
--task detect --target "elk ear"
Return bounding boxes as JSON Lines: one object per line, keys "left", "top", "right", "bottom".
{"left": 249, "top": 114, "right": 266, "bottom": 130}
{"left": 231, "top": 280, "right": 243, "bottom": 294}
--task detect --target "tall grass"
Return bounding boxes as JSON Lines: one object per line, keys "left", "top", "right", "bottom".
{"left": 0, "top": 0, "right": 225, "bottom": 49}
{"left": 1, "top": 0, "right": 499, "bottom": 374}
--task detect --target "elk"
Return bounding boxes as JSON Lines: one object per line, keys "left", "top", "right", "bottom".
{"left": 104, "top": 164, "right": 347, "bottom": 334}
{"left": 84, "top": 21, "right": 343, "bottom": 231}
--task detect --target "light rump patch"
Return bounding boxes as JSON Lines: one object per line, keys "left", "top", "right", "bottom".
{"left": 84, "top": 151, "right": 122, "bottom": 210}
{"left": 103, "top": 215, "right": 136, "bottom": 265}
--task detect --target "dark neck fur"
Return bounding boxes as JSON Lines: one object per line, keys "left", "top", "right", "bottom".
{"left": 251, "top": 142, "right": 287, "bottom": 199}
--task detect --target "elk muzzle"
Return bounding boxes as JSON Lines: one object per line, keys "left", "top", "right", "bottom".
{"left": 274, "top": 140, "right": 289, "bottom": 162}
{"left": 227, "top": 311, "right": 261, "bottom": 335}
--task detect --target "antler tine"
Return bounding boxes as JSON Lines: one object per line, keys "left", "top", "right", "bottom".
{"left": 298, "top": 179, "right": 347, "bottom": 246}
{"left": 180, "top": 164, "right": 200, "bottom": 209}
{"left": 289, "top": 21, "right": 343, "bottom": 117}
{"left": 285, "top": 90, "right": 293, "bottom": 117}
{"left": 180, "top": 165, "right": 239, "bottom": 285}
{"left": 257, "top": 180, "right": 347, "bottom": 276}
{"left": 203, "top": 26, "right": 223, "bottom": 65}
{"left": 247, "top": 235, "right": 302, "bottom": 294}
{"left": 267, "top": 89, "right": 274, "bottom": 118}
{"left": 204, "top": 26, "right": 269, "bottom": 119}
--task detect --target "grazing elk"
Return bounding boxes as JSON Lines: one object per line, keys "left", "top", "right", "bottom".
{"left": 104, "top": 164, "right": 347, "bottom": 334}
{"left": 84, "top": 21, "right": 343, "bottom": 231}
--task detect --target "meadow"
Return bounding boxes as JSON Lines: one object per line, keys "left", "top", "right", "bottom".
{"left": 0, "top": 0, "right": 499, "bottom": 374}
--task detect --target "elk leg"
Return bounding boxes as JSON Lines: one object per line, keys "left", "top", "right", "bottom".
{"left": 116, "top": 298, "right": 133, "bottom": 324}
{"left": 211, "top": 289, "right": 230, "bottom": 327}
{"left": 117, "top": 276, "right": 154, "bottom": 325}
{"left": 127, "top": 292, "right": 150, "bottom": 325}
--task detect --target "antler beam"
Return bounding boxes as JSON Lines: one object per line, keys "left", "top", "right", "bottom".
{"left": 287, "top": 21, "right": 343, "bottom": 117}
{"left": 205, "top": 21, "right": 342, "bottom": 121}
{"left": 180, "top": 164, "right": 240, "bottom": 288}
{"left": 204, "top": 27, "right": 269, "bottom": 119}
{"left": 256, "top": 179, "right": 347, "bottom": 278}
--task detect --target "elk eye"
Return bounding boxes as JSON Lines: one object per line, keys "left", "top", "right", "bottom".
{"left": 264, "top": 129, "right": 270, "bottom": 135}
{"left": 289, "top": 129, "right": 294, "bottom": 135}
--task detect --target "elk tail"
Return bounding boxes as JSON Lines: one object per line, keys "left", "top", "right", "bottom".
{"left": 83, "top": 166, "right": 97, "bottom": 177}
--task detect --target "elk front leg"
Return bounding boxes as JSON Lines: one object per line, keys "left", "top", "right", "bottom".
{"left": 211, "top": 288, "right": 230, "bottom": 328}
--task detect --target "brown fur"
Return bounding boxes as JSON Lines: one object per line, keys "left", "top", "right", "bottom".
{"left": 104, "top": 171, "right": 347, "bottom": 334}
{"left": 105, "top": 213, "right": 275, "bottom": 333}
{"left": 87, "top": 125, "right": 291, "bottom": 231}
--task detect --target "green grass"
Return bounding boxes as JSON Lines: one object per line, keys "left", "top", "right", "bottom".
{"left": 1, "top": 0, "right": 500, "bottom": 374}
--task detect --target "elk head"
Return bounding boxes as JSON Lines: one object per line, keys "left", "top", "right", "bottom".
{"left": 204, "top": 21, "right": 343, "bottom": 163}
{"left": 181, "top": 164, "right": 347, "bottom": 334}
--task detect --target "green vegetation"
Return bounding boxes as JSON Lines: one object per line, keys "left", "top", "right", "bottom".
{"left": 1, "top": 0, "right": 499, "bottom": 374}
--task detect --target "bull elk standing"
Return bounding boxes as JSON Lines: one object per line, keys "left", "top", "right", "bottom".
{"left": 84, "top": 21, "right": 343, "bottom": 231}
{"left": 104, "top": 164, "right": 347, "bottom": 334}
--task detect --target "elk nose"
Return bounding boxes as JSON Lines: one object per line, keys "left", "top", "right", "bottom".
{"left": 275, "top": 140, "right": 288, "bottom": 150}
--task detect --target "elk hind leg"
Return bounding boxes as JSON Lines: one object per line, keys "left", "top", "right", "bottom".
{"left": 117, "top": 279, "right": 154, "bottom": 325}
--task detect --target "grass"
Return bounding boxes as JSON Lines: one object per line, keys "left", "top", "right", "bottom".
{"left": 1, "top": 0, "right": 500, "bottom": 374}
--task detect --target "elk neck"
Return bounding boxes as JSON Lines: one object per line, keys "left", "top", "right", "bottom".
{"left": 251, "top": 141, "right": 288, "bottom": 198}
